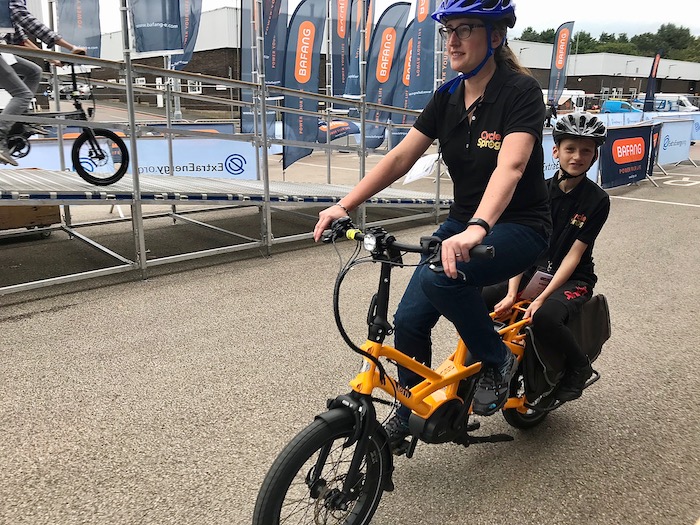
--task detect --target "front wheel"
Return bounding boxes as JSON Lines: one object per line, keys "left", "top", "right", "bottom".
{"left": 71, "top": 128, "right": 129, "bottom": 186}
{"left": 253, "top": 411, "right": 390, "bottom": 525}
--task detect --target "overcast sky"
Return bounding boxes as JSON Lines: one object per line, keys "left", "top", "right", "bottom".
{"left": 201, "top": 0, "right": 700, "bottom": 37}
{"left": 87, "top": 0, "right": 700, "bottom": 38}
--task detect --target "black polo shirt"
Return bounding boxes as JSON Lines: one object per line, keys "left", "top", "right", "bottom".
{"left": 543, "top": 176, "right": 610, "bottom": 285}
{"left": 413, "top": 64, "right": 551, "bottom": 238}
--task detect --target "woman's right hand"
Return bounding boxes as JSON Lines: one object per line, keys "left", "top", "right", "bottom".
{"left": 313, "top": 204, "right": 349, "bottom": 242}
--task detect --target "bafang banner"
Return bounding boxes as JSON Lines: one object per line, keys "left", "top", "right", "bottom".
{"left": 599, "top": 124, "right": 652, "bottom": 189}
{"left": 407, "top": 0, "right": 436, "bottom": 111}
{"left": 643, "top": 51, "right": 662, "bottom": 113}
{"left": 389, "top": 19, "right": 413, "bottom": 147}
{"left": 240, "top": 0, "right": 286, "bottom": 134}
{"left": 170, "top": 0, "right": 203, "bottom": 70}
{"left": 546, "top": 21, "right": 574, "bottom": 108}
{"left": 282, "top": 0, "right": 327, "bottom": 169}
{"left": 344, "top": 0, "right": 374, "bottom": 99}
{"left": 364, "top": 1, "right": 410, "bottom": 149}
{"left": 330, "top": 0, "right": 351, "bottom": 97}
{"left": 131, "top": 0, "right": 183, "bottom": 55}
{"left": 57, "top": 0, "right": 101, "bottom": 58}
{"left": 646, "top": 122, "right": 663, "bottom": 178}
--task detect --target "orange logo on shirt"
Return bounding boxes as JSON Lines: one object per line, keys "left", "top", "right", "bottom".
{"left": 477, "top": 130, "right": 502, "bottom": 151}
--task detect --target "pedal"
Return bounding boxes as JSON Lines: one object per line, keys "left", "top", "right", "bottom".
{"left": 466, "top": 418, "right": 480, "bottom": 432}
{"left": 391, "top": 439, "right": 410, "bottom": 456}
{"left": 391, "top": 436, "right": 418, "bottom": 457}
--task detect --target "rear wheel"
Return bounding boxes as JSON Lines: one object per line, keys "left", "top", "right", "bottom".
{"left": 253, "top": 411, "right": 389, "bottom": 525}
{"left": 502, "top": 368, "right": 550, "bottom": 430}
{"left": 71, "top": 128, "right": 129, "bottom": 186}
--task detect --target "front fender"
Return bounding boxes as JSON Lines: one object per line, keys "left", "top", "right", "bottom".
{"left": 316, "top": 401, "right": 395, "bottom": 492}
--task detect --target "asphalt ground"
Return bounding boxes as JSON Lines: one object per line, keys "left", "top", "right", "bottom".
{"left": 0, "top": 142, "right": 699, "bottom": 524}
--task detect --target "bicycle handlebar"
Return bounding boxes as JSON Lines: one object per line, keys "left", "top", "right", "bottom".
{"left": 322, "top": 217, "right": 495, "bottom": 262}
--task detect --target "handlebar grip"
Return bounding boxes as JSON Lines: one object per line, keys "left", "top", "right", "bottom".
{"left": 469, "top": 244, "right": 495, "bottom": 259}
{"left": 427, "top": 244, "right": 495, "bottom": 275}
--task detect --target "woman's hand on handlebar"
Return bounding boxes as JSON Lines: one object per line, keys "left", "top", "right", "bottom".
{"left": 313, "top": 204, "right": 349, "bottom": 242}
{"left": 440, "top": 228, "right": 486, "bottom": 279}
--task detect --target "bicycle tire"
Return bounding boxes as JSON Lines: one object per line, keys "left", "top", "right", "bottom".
{"left": 253, "top": 410, "right": 389, "bottom": 525}
{"left": 502, "top": 370, "right": 549, "bottom": 429}
{"left": 71, "top": 128, "right": 129, "bottom": 186}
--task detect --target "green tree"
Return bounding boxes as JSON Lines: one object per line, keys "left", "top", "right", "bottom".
{"left": 656, "top": 24, "right": 693, "bottom": 54}
{"left": 572, "top": 31, "right": 598, "bottom": 53}
{"left": 630, "top": 32, "right": 660, "bottom": 55}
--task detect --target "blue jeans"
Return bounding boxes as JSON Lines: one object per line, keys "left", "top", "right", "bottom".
{"left": 0, "top": 55, "right": 42, "bottom": 139}
{"left": 393, "top": 218, "right": 547, "bottom": 418}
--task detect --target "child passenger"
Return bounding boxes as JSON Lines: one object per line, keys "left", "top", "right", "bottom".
{"left": 483, "top": 112, "right": 610, "bottom": 401}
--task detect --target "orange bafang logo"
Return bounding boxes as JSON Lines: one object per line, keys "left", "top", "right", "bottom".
{"left": 402, "top": 39, "right": 413, "bottom": 87}
{"left": 555, "top": 29, "right": 570, "bottom": 69}
{"left": 416, "top": 0, "right": 429, "bottom": 22}
{"left": 295, "top": 22, "right": 315, "bottom": 84}
{"left": 376, "top": 29, "right": 397, "bottom": 83}
{"left": 612, "top": 137, "right": 645, "bottom": 164}
{"left": 336, "top": 0, "right": 348, "bottom": 38}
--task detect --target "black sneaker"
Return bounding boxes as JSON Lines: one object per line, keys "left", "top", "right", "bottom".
{"left": 23, "top": 124, "right": 49, "bottom": 136}
{"left": 556, "top": 361, "right": 593, "bottom": 402}
{"left": 472, "top": 352, "right": 518, "bottom": 416}
{"left": 383, "top": 414, "right": 410, "bottom": 446}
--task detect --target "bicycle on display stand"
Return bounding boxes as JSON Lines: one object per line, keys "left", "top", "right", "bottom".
{"left": 252, "top": 217, "right": 610, "bottom": 525}
{"left": 6, "top": 62, "right": 129, "bottom": 186}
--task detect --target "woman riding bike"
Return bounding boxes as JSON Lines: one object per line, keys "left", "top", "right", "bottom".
{"left": 313, "top": 0, "right": 551, "bottom": 446}
{"left": 483, "top": 112, "right": 610, "bottom": 401}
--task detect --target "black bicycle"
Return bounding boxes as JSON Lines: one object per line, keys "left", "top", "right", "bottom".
{"left": 7, "top": 64, "right": 129, "bottom": 186}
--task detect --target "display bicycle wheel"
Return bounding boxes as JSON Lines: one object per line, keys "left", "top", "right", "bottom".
{"left": 71, "top": 128, "right": 129, "bottom": 186}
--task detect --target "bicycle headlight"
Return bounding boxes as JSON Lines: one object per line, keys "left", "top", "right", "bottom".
{"left": 363, "top": 233, "right": 377, "bottom": 252}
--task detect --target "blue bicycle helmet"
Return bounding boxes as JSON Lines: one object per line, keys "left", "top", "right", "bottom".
{"left": 434, "top": 0, "right": 517, "bottom": 93}
{"left": 432, "top": 0, "right": 517, "bottom": 28}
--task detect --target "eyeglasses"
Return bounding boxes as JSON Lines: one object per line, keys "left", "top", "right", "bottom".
{"left": 438, "top": 23, "right": 486, "bottom": 40}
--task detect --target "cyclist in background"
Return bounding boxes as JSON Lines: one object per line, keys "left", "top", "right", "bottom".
{"left": 0, "top": 0, "right": 86, "bottom": 165}
{"left": 314, "top": 0, "right": 551, "bottom": 446}
{"left": 483, "top": 112, "right": 610, "bottom": 401}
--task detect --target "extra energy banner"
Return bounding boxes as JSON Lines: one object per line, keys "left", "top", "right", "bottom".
{"left": 1, "top": 0, "right": 13, "bottom": 33}
{"left": 364, "top": 1, "right": 410, "bottom": 149}
{"left": 643, "top": 50, "right": 662, "bottom": 113}
{"left": 407, "top": 0, "right": 437, "bottom": 112}
{"left": 170, "top": 0, "right": 203, "bottom": 70}
{"left": 282, "top": 0, "right": 327, "bottom": 169}
{"left": 599, "top": 124, "right": 652, "bottom": 189}
{"left": 131, "top": 0, "right": 183, "bottom": 55}
{"left": 57, "top": 0, "right": 101, "bottom": 58}
{"left": 546, "top": 21, "right": 574, "bottom": 108}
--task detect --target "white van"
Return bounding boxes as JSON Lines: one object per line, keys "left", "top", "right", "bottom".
{"left": 632, "top": 93, "right": 699, "bottom": 112}
{"left": 542, "top": 89, "right": 586, "bottom": 112}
